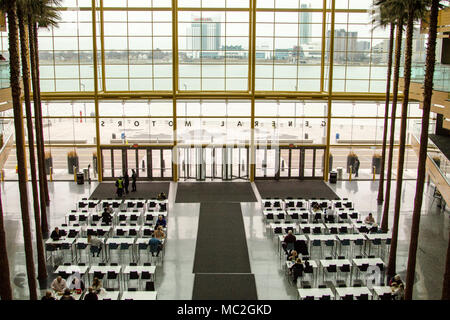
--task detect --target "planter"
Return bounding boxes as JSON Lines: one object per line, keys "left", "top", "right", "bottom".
{"left": 45, "top": 151, "right": 53, "bottom": 175}
{"left": 346, "top": 153, "right": 358, "bottom": 173}
{"left": 372, "top": 155, "right": 382, "bottom": 174}
{"left": 67, "top": 152, "right": 79, "bottom": 174}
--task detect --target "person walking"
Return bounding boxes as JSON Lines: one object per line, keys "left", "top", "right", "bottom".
{"left": 131, "top": 169, "right": 137, "bottom": 192}
{"left": 124, "top": 171, "right": 130, "bottom": 194}
{"left": 116, "top": 176, "right": 124, "bottom": 197}
{"left": 353, "top": 158, "right": 360, "bottom": 177}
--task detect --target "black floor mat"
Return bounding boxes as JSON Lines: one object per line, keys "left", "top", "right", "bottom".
{"left": 89, "top": 182, "right": 170, "bottom": 200}
{"left": 175, "top": 182, "right": 256, "bottom": 203}
{"left": 255, "top": 180, "right": 340, "bottom": 200}
{"left": 193, "top": 203, "right": 251, "bottom": 274}
{"left": 192, "top": 274, "right": 258, "bottom": 300}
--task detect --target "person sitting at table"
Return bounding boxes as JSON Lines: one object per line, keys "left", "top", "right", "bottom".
{"left": 51, "top": 276, "right": 68, "bottom": 294}
{"left": 155, "top": 215, "right": 167, "bottom": 228}
{"left": 324, "top": 206, "right": 335, "bottom": 223}
{"left": 41, "top": 291, "right": 56, "bottom": 301}
{"left": 290, "top": 258, "right": 305, "bottom": 285}
{"left": 287, "top": 250, "right": 299, "bottom": 262}
{"left": 69, "top": 276, "right": 85, "bottom": 292}
{"left": 368, "top": 223, "right": 379, "bottom": 233}
{"left": 311, "top": 203, "right": 320, "bottom": 212}
{"left": 50, "top": 227, "right": 64, "bottom": 241}
{"left": 91, "top": 277, "right": 103, "bottom": 294}
{"left": 391, "top": 283, "right": 405, "bottom": 300}
{"left": 153, "top": 225, "right": 165, "bottom": 239}
{"left": 389, "top": 274, "right": 404, "bottom": 287}
{"left": 282, "top": 230, "right": 296, "bottom": 254}
{"left": 157, "top": 192, "right": 167, "bottom": 201}
{"left": 59, "top": 288, "right": 75, "bottom": 300}
{"left": 84, "top": 287, "right": 98, "bottom": 301}
{"left": 88, "top": 234, "right": 103, "bottom": 257}
{"left": 149, "top": 233, "right": 162, "bottom": 257}
{"left": 101, "top": 207, "right": 113, "bottom": 225}
{"left": 364, "top": 213, "right": 376, "bottom": 225}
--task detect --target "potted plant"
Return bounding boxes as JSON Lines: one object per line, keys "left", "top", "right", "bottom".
{"left": 372, "top": 153, "right": 382, "bottom": 174}
{"left": 346, "top": 151, "right": 358, "bottom": 173}
{"left": 67, "top": 150, "right": 79, "bottom": 174}
{"left": 92, "top": 151, "right": 98, "bottom": 174}
{"left": 45, "top": 150, "right": 53, "bottom": 175}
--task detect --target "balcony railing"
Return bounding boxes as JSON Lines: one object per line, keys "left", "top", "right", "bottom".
{"left": 0, "top": 61, "right": 10, "bottom": 89}
{"left": 410, "top": 63, "right": 450, "bottom": 93}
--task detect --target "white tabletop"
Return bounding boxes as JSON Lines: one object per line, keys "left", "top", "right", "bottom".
{"left": 97, "top": 290, "right": 120, "bottom": 300}
{"left": 335, "top": 286, "right": 372, "bottom": 299}
{"left": 83, "top": 226, "right": 113, "bottom": 232}
{"left": 115, "top": 226, "right": 142, "bottom": 232}
{"left": 298, "top": 287, "right": 334, "bottom": 300}
{"left": 324, "top": 223, "right": 353, "bottom": 230}
{"left": 299, "top": 223, "right": 325, "bottom": 230}
{"left": 106, "top": 237, "right": 136, "bottom": 245}
{"left": 307, "top": 234, "right": 337, "bottom": 241}
{"left": 122, "top": 265, "right": 156, "bottom": 275}
{"left": 320, "top": 259, "right": 351, "bottom": 268}
{"left": 286, "top": 260, "right": 318, "bottom": 269}
{"left": 75, "top": 237, "right": 106, "bottom": 245}
{"left": 118, "top": 211, "right": 142, "bottom": 217}
{"left": 285, "top": 209, "right": 308, "bottom": 214}
{"left": 269, "top": 223, "right": 297, "bottom": 229}
{"left": 336, "top": 234, "right": 366, "bottom": 241}
{"left": 352, "top": 257, "right": 385, "bottom": 267}
{"left": 144, "top": 211, "right": 167, "bottom": 217}
{"left": 59, "top": 226, "right": 82, "bottom": 233}
{"left": 136, "top": 237, "right": 165, "bottom": 245}
{"left": 88, "top": 265, "right": 122, "bottom": 274}
{"left": 371, "top": 286, "right": 393, "bottom": 298}
{"left": 121, "top": 291, "right": 157, "bottom": 300}
{"left": 278, "top": 234, "right": 308, "bottom": 242}
{"left": 56, "top": 291, "right": 84, "bottom": 300}
{"left": 55, "top": 265, "right": 90, "bottom": 275}
{"left": 45, "top": 237, "right": 76, "bottom": 245}
{"left": 365, "top": 233, "right": 392, "bottom": 241}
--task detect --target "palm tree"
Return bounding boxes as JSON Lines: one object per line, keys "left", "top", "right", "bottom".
{"left": 405, "top": 0, "right": 441, "bottom": 300}
{"left": 27, "top": 0, "right": 61, "bottom": 236}
{"left": 17, "top": 0, "right": 47, "bottom": 282}
{"left": 388, "top": 0, "right": 431, "bottom": 282}
{"left": 372, "top": 2, "right": 396, "bottom": 205}
{"left": 380, "top": 0, "right": 406, "bottom": 232}
{"left": 0, "top": 189, "right": 12, "bottom": 300}
{"left": 1, "top": 0, "right": 38, "bottom": 300}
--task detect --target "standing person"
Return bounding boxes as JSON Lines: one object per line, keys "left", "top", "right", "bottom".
{"left": 282, "top": 230, "right": 296, "bottom": 254}
{"left": 88, "top": 234, "right": 104, "bottom": 258}
{"left": 131, "top": 169, "right": 137, "bottom": 192}
{"left": 101, "top": 207, "right": 112, "bottom": 225}
{"left": 124, "top": 171, "right": 130, "bottom": 194}
{"left": 115, "top": 176, "right": 124, "bottom": 197}
{"left": 354, "top": 158, "right": 360, "bottom": 177}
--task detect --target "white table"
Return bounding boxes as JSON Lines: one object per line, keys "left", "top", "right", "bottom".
{"left": 45, "top": 237, "right": 76, "bottom": 262}
{"left": 269, "top": 223, "right": 298, "bottom": 235}
{"left": 319, "top": 259, "right": 351, "bottom": 283}
{"left": 82, "top": 225, "right": 113, "bottom": 237}
{"left": 97, "top": 290, "right": 120, "bottom": 300}
{"left": 74, "top": 237, "right": 106, "bottom": 262}
{"left": 307, "top": 234, "right": 337, "bottom": 257}
{"left": 323, "top": 223, "right": 354, "bottom": 234}
{"left": 54, "top": 265, "right": 90, "bottom": 277}
{"left": 297, "top": 287, "right": 334, "bottom": 300}
{"left": 335, "top": 286, "right": 372, "bottom": 300}
{"left": 56, "top": 291, "right": 84, "bottom": 300}
{"left": 371, "top": 286, "right": 393, "bottom": 299}
{"left": 277, "top": 234, "right": 308, "bottom": 254}
{"left": 115, "top": 225, "right": 142, "bottom": 236}
{"left": 65, "top": 211, "right": 89, "bottom": 225}
{"left": 58, "top": 225, "right": 82, "bottom": 236}
{"left": 336, "top": 234, "right": 366, "bottom": 256}
{"left": 90, "top": 211, "right": 117, "bottom": 224}
{"left": 352, "top": 258, "right": 385, "bottom": 284}
{"left": 299, "top": 223, "right": 325, "bottom": 234}
{"left": 308, "top": 199, "right": 331, "bottom": 209}
{"left": 284, "top": 199, "right": 307, "bottom": 209}
{"left": 123, "top": 265, "right": 157, "bottom": 282}
{"left": 106, "top": 238, "right": 136, "bottom": 261}
{"left": 285, "top": 209, "right": 309, "bottom": 220}
{"left": 88, "top": 265, "right": 122, "bottom": 283}
{"left": 121, "top": 291, "right": 157, "bottom": 300}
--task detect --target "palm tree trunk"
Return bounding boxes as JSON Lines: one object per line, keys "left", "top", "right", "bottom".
{"left": 381, "top": 18, "right": 404, "bottom": 232}
{"left": 18, "top": 7, "right": 47, "bottom": 282}
{"left": 387, "top": 7, "right": 415, "bottom": 282}
{"left": 6, "top": 2, "right": 38, "bottom": 300}
{"left": 0, "top": 188, "right": 12, "bottom": 300}
{"left": 377, "top": 23, "right": 395, "bottom": 205}
{"left": 404, "top": 0, "right": 439, "bottom": 300}
{"left": 28, "top": 20, "right": 48, "bottom": 238}
{"left": 33, "top": 22, "right": 50, "bottom": 207}
{"left": 442, "top": 232, "right": 450, "bottom": 300}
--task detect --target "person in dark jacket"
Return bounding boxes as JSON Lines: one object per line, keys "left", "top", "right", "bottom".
{"left": 131, "top": 169, "right": 137, "bottom": 192}
{"left": 353, "top": 158, "right": 360, "bottom": 177}
{"left": 101, "top": 207, "right": 113, "bottom": 225}
{"left": 282, "top": 230, "right": 296, "bottom": 254}
{"left": 50, "top": 227, "right": 63, "bottom": 241}
{"left": 84, "top": 287, "right": 98, "bottom": 301}
{"left": 41, "top": 291, "right": 56, "bottom": 300}
{"left": 59, "top": 288, "right": 75, "bottom": 300}
{"left": 155, "top": 215, "right": 167, "bottom": 228}
{"left": 124, "top": 171, "right": 130, "bottom": 194}
{"left": 290, "top": 258, "right": 305, "bottom": 285}
{"left": 149, "top": 234, "right": 162, "bottom": 257}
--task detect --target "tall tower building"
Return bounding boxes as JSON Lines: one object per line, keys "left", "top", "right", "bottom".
{"left": 299, "top": 4, "right": 312, "bottom": 45}
{"left": 189, "top": 16, "right": 221, "bottom": 53}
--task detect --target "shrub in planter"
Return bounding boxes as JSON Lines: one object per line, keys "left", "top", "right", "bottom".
{"left": 372, "top": 153, "right": 382, "bottom": 174}
{"left": 346, "top": 151, "right": 358, "bottom": 173}
{"left": 67, "top": 150, "right": 79, "bottom": 174}
{"left": 45, "top": 151, "right": 53, "bottom": 175}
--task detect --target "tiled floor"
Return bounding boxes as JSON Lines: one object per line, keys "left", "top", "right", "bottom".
{"left": 1, "top": 179, "right": 448, "bottom": 300}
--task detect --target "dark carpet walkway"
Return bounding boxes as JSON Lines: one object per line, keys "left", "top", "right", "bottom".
{"left": 176, "top": 182, "right": 256, "bottom": 203}
{"left": 255, "top": 180, "right": 340, "bottom": 200}
{"left": 192, "top": 202, "right": 257, "bottom": 300}
{"left": 89, "top": 182, "right": 170, "bottom": 200}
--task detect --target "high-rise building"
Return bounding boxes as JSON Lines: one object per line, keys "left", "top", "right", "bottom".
{"left": 299, "top": 4, "right": 312, "bottom": 45}
{"left": 189, "top": 17, "right": 222, "bottom": 56}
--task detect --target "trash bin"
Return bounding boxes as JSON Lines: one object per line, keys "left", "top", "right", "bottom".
{"left": 76, "top": 173, "right": 84, "bottom": 185}
{"left": 336, "top": 167, "right": 343, "bottom": 180}
{"left": 83, "top": 168, "right": 89, "bottom": 180}
{"left": 329, "top": 171, "right": 337, "bottom": 184}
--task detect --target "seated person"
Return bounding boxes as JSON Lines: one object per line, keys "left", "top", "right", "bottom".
{"left": 149, "top": 234, "right": 162, "bottom": 257}
{"left": 282, "top": 230, "right": 296, "bottom": 254}
{"left": 391, "top": 283, "right": 405, "bottom": 300}
{"left": 389, "top": 274, "right": 404, "bottom": 287}
{"left": 51, "top": 276, "right": 67, "bottom": 294}
{"left": 41, "top": 291, "right": 56, "bottom": 301}
{"left": 88, "top": 235, "right": 103, "bottom": 257}
{"left": 324, "top": 206, "right": 335, "bottom": 223}
{"left": 155, "top": 215, "right": 167, "bottom": 228}
{"left": 287, "top": 250, "right": 299, "bottom": 262}
{"left": 101, "top": 207, "right": 113, "bottom": 225}
{"left": 290, "top": 258, "right": 305, "bottom": 284}
{"left": 59, "top": 288, "right": 75, "bottom": 300}
{"left": 84, "top": 287, "right": 98, "bottom": 301}
{"left": 91, "top": 277, "right": 103, "bottom": 294}
{"left": 157, "top": 192, "right": 167, "bottom": 201}
{"left": 50, "top": 227, "right": 64, "bottom": 241}
{"left": 364, "top": 213, "right": 376, "bottom": 225}
{"left": 69, "top": 276, "right": 85, "bottom": 292}
{"left": 153, "top": 226, "right": 165, "bottom": 239}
